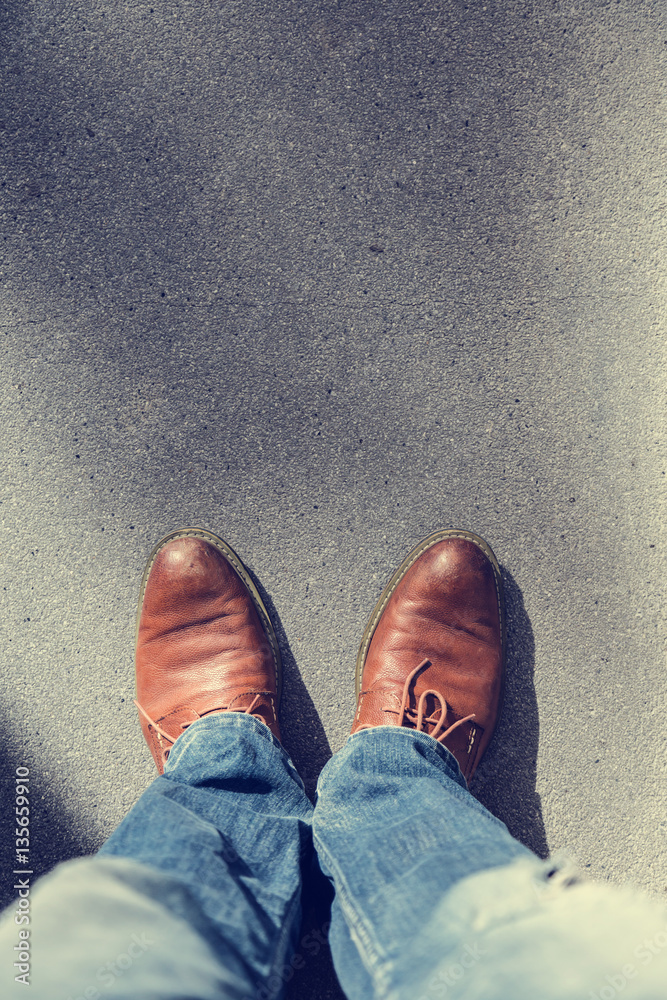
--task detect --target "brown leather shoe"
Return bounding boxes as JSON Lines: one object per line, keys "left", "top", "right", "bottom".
{"left": 134, "top": 528, "right": 281, "bottom": 773}
{"left": 351, "top": 530, "right": 505, "bottom": 783}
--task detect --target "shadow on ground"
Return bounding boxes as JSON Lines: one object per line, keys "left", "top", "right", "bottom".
{"left": 247, "top": 577, "right": 346, "bottom": 999}
{"left": 250, "top": 577, "right": 333, "bottom": 801}
{"left": 0, "top": 745, "right": 98, "bottom": 911}
{"left": 472, "top": 567, "right": 548, "bottom": 859}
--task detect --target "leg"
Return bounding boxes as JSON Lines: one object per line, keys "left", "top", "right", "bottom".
{"left": 314, "top": 726, "right": 531, "bottom": 999}
{"left": 314, "top": 531, "right": 667, "bottom": 999}
{"left": 99, "top": 712, "right": 313, "bottom": 995}
{"left": 2, "top": 715, "right": 311, "bottom": 999}
{"left": 1, "top": 529, "right": 313, "bottom": 1000}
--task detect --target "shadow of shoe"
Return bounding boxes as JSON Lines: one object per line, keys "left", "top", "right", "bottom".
{"left": 471, "top": 566, "right": 550, "bottom": 859}
{"left": 246, "top": 575, "right": 333, "bottom": 801}
{"left": 246, "top": 575, "right": 347, "bottom": 1000}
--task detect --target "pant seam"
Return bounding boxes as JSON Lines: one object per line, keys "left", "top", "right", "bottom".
{"left": 313, "top": 832, "right": 395, "bottom": 999}
{"left": 262, "top": 883, "right": 304, "bottom": 998}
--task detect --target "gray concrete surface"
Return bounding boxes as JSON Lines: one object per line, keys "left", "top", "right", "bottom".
{"left": 0, "top": 0, "right": 665, "bottom": 996}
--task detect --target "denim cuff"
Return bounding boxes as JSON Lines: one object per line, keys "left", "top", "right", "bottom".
{"left": 163, "top": 710, "right": 305, "bottom": 792}
{"left": 320, "top": 724, "right": 469, "bottom": 797}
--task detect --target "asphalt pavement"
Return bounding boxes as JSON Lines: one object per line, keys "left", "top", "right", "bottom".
{"left": 0, "top": 2, "right": 665, "bottom": 998}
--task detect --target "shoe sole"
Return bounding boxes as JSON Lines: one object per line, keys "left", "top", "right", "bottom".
{"left": 135, "top": 527, "right": 282, "bottom": 703}
{"left": 355, "top": 529, "right": 506, "bottom": 710}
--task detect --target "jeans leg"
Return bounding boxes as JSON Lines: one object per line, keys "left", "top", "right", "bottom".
{"left": 0, "top": 855, "right": 264, "bottom": 999}
{"left": 100, "top": 712, "right": 313, "bottom": 996}
{"left": 0, "top": 713, "right": 314, "bottom": 1000}
{"left": 313, "top": 727, "right": 667, "bottom": 1000}
{"left": 313, "top": 726, "right": 531, "bottom": 998}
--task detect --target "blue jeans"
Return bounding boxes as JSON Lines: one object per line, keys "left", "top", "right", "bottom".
{"left": 1, "top": 714, "right": 666, "bottom": 999}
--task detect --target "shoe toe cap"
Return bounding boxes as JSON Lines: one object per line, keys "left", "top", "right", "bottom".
{"left": 148, "top": 536, "right": 234, "bottom": 600}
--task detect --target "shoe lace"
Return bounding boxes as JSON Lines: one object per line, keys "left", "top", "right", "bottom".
{"left": 133, "top": 695, "right": 264, "bottom": 758}
{"left": 359, "top": 658, "right": 475, "bottom": 743}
